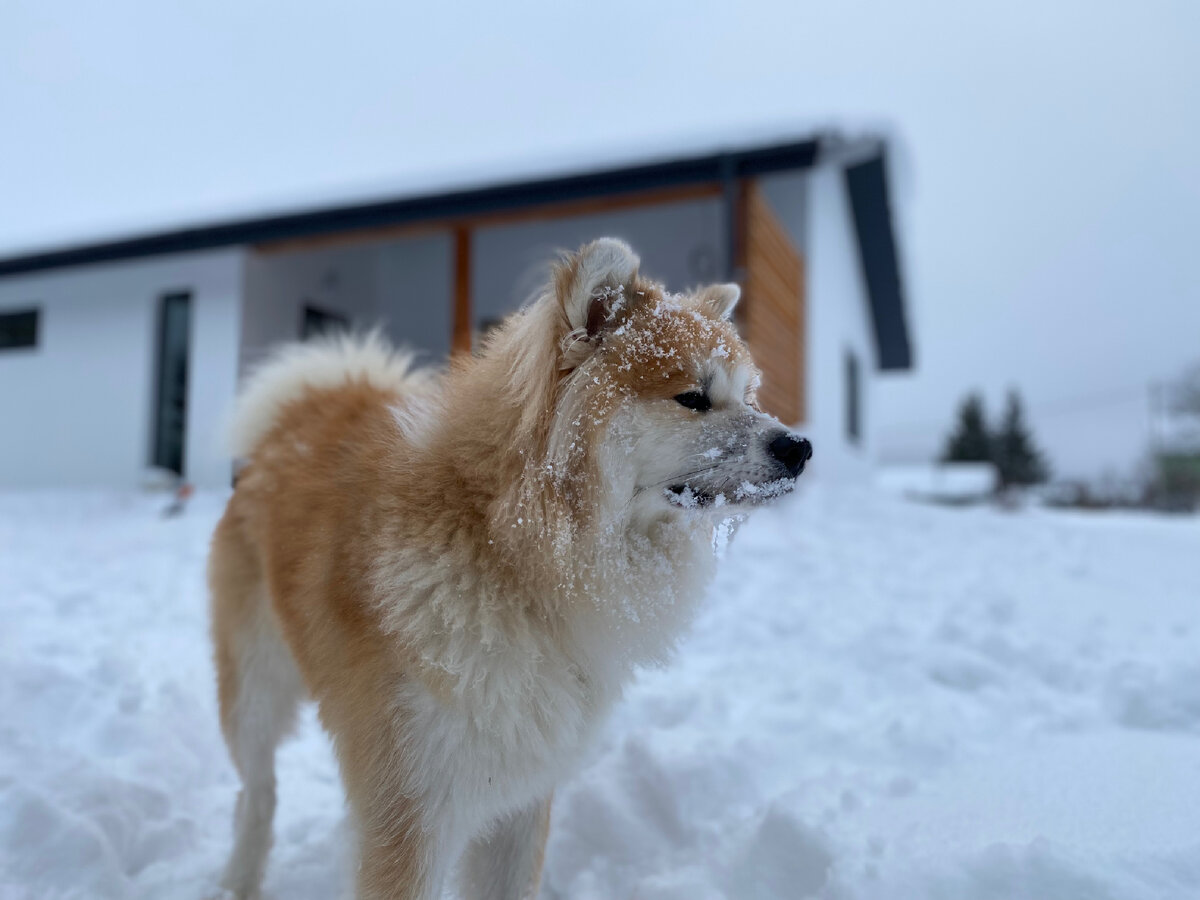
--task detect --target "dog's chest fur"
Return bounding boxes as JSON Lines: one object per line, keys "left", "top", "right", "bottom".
{"left": 369, "top": 514, "right": 715, "bottom": 826}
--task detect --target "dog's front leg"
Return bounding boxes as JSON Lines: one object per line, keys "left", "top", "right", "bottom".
{"left": 331, "top": 701, "right": 454, "bottom": 900}
{"left": 457, "top": 795, "right": 553, "bottom": 900}
{"left": 351, "top": 805, "right": 441, "bottom": 900}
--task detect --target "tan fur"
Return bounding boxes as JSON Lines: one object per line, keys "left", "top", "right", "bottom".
{"left": 209, "top": 238, "right": 806, "bottom": 899}
{"left": 215, "top": 379, "right": 435, "bottom": 895}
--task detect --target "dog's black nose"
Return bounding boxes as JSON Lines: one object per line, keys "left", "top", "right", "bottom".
{"left": 767, "top": 432, "right": 813, "bottom": 477}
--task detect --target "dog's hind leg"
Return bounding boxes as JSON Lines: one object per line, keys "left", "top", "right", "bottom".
{"left": 210, "top": 515, "right": 304, "bottom": 899}
{"left": 458, "top": 796, "right": 553, "bottom": 900}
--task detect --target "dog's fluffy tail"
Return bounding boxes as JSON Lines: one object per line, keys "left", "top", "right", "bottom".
{"left": 228, "top": 331, "right": 429, "bottom": 458}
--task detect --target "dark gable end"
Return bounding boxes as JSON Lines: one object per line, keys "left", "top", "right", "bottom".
{"left": 844, "top": 152, "right": 913, "bottom": 371}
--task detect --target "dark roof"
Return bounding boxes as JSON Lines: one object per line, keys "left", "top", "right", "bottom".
{"left": 0, "top": 136, "right": 911, "bottom": 370}
{"left": 0, "top": 140, "right": 819, "bottom": 277}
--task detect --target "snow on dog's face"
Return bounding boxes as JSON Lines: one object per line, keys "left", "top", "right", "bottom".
{"left": 549, "top": 239, "right": 811, "bottom": 523}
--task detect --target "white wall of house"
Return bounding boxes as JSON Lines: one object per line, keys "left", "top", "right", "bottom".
{"left": 242, "top": 233, "right": 451, "bottom": 371}
{"left": 760, "top": 166, "right": 877, "bottom": 480}
{"left": 0, "top": 248, "right": 242, "bottom": 488}
{"left": 186, "top": 256, "right": 243, "bottom": 488}
{"left": 798, "top": 164, "right": 878, "bottom": 481}
{"left": 472, "top": 198, "right": 727, "bottom": 329}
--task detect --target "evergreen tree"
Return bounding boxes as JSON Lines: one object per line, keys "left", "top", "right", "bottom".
{"left": 942, "top": 393, "right": 992, "bottom": 463}
{"left": 993, "top": 390, "right": 1049, "bottom": 487}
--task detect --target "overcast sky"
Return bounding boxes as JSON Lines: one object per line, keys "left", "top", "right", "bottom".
{"left": 3, "top": 0, "right": 1198, "bottom": 478}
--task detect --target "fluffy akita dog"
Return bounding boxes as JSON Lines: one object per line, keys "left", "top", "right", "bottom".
{"left": 209, "top": 238, "right": 811, "bottom": 899}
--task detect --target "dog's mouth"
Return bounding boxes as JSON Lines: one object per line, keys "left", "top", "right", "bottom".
{"left": 664, "top": 477, "right": 796, "bottom": 510}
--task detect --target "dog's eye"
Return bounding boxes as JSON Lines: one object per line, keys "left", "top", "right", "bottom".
{"left": 674, "top": 391, "right": 711, "bottom": 412}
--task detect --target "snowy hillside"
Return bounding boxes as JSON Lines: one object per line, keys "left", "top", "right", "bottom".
{"left": 2, "top": 488, "right": 1198, "bottom": 899}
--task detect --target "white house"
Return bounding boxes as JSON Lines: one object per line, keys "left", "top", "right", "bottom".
{"left": 0, "top": 133, "right": 913, "bottom": 488}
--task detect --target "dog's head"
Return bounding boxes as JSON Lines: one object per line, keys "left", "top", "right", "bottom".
{"left": 544, "top": 238, "right": 811, "bottom": 523}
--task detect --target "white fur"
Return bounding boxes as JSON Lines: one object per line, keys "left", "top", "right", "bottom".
{"left": 228, "top": 331, "right": 432, "bottom": 457}
{"left": 367, "top": 511, "right": 713, "bottom": 898}
{"left": 458, "top": 800, "right": 550, "bottom": 900}
{"left": 389, "top": 392, "right": 441, "bottom": 447}
{"left": 560, "top": 237, "right": 640, "bottom": 334}
{"left": 698, "top": 282, "right": 741, "bottom": 320}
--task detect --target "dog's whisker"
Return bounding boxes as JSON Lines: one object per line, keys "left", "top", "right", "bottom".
{"left": 641, "top": 464, "right": 724, "bottom": 493}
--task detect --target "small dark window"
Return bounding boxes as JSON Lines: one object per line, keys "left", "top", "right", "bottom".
{"left": 302, "top": 304, "right": 350, "bottom": 340}
{"left": 845, "top": 349, "right": 861, "bottom": 444}
{"left": 0, "top": 308, "right": 39, "bottom": 350}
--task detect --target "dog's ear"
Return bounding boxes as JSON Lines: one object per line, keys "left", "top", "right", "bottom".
{"left": 697, "top": 283, "right": 741, "bottom": 321}
{"left": 555, "top": 238, "right": 640, "bottom": 339}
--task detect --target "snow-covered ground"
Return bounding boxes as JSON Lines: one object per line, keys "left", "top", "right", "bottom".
{"left": 2, "top": 487, "right": 1198, "bottom": 899}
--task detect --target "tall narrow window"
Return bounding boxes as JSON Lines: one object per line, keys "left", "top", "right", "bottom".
{"left": 152, "top": 292, "right": 191, "bottom": 476}
{"left": 0, "top": 308, "right": 39, "bottom": 350}
{"left": 845, "top": 349, "right": 861, "bottom": 444}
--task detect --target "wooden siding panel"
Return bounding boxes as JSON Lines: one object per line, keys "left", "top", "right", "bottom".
{"left": 741, "top": 183, "right": 806, "bottom": 424}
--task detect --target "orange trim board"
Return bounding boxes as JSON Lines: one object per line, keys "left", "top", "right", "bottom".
{"left": 451, "top": 227, "right": 472, "bottom": 355}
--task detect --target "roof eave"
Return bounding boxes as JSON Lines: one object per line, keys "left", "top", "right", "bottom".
{"left": 0, "top": 138, "right": 821, "bottom": 278}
